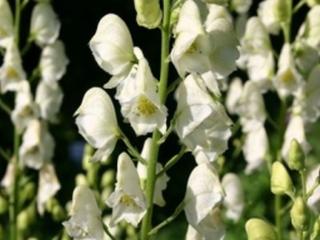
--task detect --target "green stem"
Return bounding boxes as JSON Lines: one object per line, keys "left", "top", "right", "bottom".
{"left": 275, "top": 195, "right": 282, "bottom": 240}
{"left": 300, "top": 170, "right": 307, "bottom": 200}
{"left": 103, "top": 222, "right": 116, "bottom": 240}
{"left": 293, "top": 0, "right": 306, "bottom": 13}
{"left": 0, "top": 98, "right": 11, "bottom": 115}
{"left": 140, "top": 0, "right": 171, "bottom": 239}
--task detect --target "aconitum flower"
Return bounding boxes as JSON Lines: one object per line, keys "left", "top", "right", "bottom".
{"left": 63, "top": 186, "right": 105, "bottom": 240}
{"left": 222, "top": 173, "right": 244, "bottom": 221}
{"left": 137, "top": 138, "right": 169, "bottom": 207}
{"left": 274, "top": 43, "right": 303, "bottom": 98}
{"left": 185, "top": 225, "right": 203, "bottom": 240}
{"left": 37, "top": 163, "right": 60, "bottom": 215}
{"left": 294, "top": 40, "right": 319, "bottom": 75}
{"left": 35, "top": 80, "right": 63, "bottom": 122}
{"left": 0, "top": 0, "right": 14, "bottom": 48}
{"left": 0, "top": 40, "right": 26, "bottom": 93}
{"left": 134, "top": 0, "right": 162, "bottom": 29}
{"left": 306, "top": 164, "right": 320, "bottom": 213}
{"left": 89, "top": 14, "right": 136, "bottom": 78}
{"left": 231, "top": 0, "right": 252, "bottom": 14}
{"left": 171, "top": 0, "right": 239, "bottom": 78}
{"left": 175, "top": 73, "right": 232, "bottom": 162}
{"left": 226, "top": 77, "right": 243, "bottom": 114}
{"left": 19, "top": 119, "right": 55, "bottom": 170}
{"left": 115, "top": 48, "right": 167, "bottom": 135}
{"left": 11, "top": 81, "right": 37, "bottom": 133}
{"left": 258, "top": 0, "right": 281, "bottom": 34}
{"left": 39, "top": 40, "right": 69, "bottom": 83}
{"left": 184, "top": 163, "right": 225, "bottom": 239}
{"left": 75, "top": 87, "right": 119, "bottom": 162}
{"left": 106, "top": 152, "right": 147, "bottom": 227}
{"left": 30, "top": 2, "right": 60, "bottom": 46}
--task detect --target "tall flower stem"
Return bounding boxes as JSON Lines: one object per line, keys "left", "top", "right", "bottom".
{"left": 140, "top": 0, "right": 171, "bottom": 239}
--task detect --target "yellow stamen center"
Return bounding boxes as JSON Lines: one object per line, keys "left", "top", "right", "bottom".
{"left": 6, "top": 66, "right": 20, "bottom": 80}
{"left": 120, "top": 194, "right": 137, "bottom": 207}
{"left": 136, "top": 96, "right": 157, "bottom": 116}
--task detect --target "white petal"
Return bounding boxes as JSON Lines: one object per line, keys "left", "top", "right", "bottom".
{"left": 306, "top": 164, "right": 320, "bottom": 213}
{"left": 0, "top": 0, "right": 14, "bottom": 47}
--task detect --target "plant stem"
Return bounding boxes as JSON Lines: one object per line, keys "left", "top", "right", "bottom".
{"left": 140, "top": 1, "right": 171, "bottom": 239}
{"left": 275, "top": 195, "right": 282, "bottom": 240}
{"left": 300, "top": 170, "right": 307, "bottom": 200}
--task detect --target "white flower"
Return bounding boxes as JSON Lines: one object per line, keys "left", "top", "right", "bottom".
{"left": 63, "top": 186, "right": 105, "bottom": 240}
{"left": 37, "top": 163, "right": 60, "bottom": 215}
{"left": 184, "top": 163, "right": 225, "bottom": 239}
{"left": 1, "top": 163, "right": 14, "bottom": 189}
{"left": 134, "top": 0, "right": 162, "bottom": 29}
{"left": 0, "top": 0, "right": 14, "bottom": 48}
{"left": 40, "top": 40, "right": 69, "bottom": 83}
{"left": 11, "top": 81, "right": 37, "bottom": 133}
{"left": 237, "top": 81, "right": 266, "bottom": 132}
{"left": 243, "top": 126, "right": 269, "bottom": 174}
{"left": 30, "top": 2, "right": 60, "bottom": 46}
{"left": 106, "top": 152, "right": 147, "bottom": 227}
{"left": 294, "top": 40, "right": 319, "bottom": 75}
{"left": 306, "top": 164, "right": 320, "bottom": 213}
{"left": 115, "top": 48, "right": 167, "bottom": 135}
{"left": 137, "top": 138, "right": 169, "bottom": 207}
{"left": 89, "top": 14, "right": 135, "bottom": 78}
{"left": 19, "top": 119, "right": 55, "bottom": 169}
{"left": 258, "top": 0, "right": 281, "bottom": 34}
{"left": 75, "top": 87, "right": 119, "bottom": 162}
{"left": 226, "top": 77, "right": 243, "bottom": 114}
{"left": 274, "top": 43, "right": 303, "bottom": 98}
{"left": 231, "top": 0, "right": 252, "bottom": 14}
{"left": 35, "top": 80, "right": 63, "bottom": 122}
{"left": 171, "top": 0, "right": 239, "bottom": 78}
{"left": 281, "top": 114, "right": 310, "bottom": 161}
{"left": 185, "top": 225, "right": 203, "bottom": 240}
{"left": 175, "top": 73, "right": 232, "bottom": 162}
{"left": 221, "top": 173, "right": 244, "bottom": 221}
{"left": 0, "top": 40, "right": 26, "bottom": 93}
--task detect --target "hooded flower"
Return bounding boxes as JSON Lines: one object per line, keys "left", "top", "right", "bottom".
{"left": 39, "top": 40, "right": 69, "bottom": 83}
{"left": 137, "top": 138, "right": 169, "bottom": 207}
{"left": 225, "top": 77, "right": 243, "bottom": 114}
{"left": 306, "top": 164, "right": 320, "bottom": 213}
{"left": 115, "top": 48, "right": 167, "bottom": 135}
{"left": 35, "top": 80, "right": 63, "bottom": 122}
{"left": 0, "top": 40, "right": 26, "bottom": 93}
{"left": 274, "top": 43, "right": 303, "bottom": 98}
{"left": 175, "top": 73, "right": 232, "bottom": 162}
{"left": 171, "top": 0, "right": 239, "bottom": 78}
{"left": 221, "top": 173, "right": 244, "bottom": 221}
{"left": 257, "top": 0, "right": 281, "bottom": 34}
{"left": 19, "top": 119, "right": 55, "bottom": 170}
{"left": 37, "top": 163, "right": 60, "bottom": 215}
{"left": 89, "top": 14, "right": 136, "bottom": 79}
{"left": 75, "top": 88, "right": 119, "bottom": 162}
{"left": 11, "top": 81, "right": 38, "bottom": 133}
{"left": 106, "top": 152, "right": 147, "bottom": 227}
{"left": 184, "top": 163, "right": 225, "bottom": 239}
{"left": 294, "top": 40, "right": 319, "bottom": 75}
{"left": 0, "top": 0, "right": 14, "bottom": 48}
{"left": 134, "top": 0, "right": 162, "bottom": 29}
{"left": 30, "top": 2, "right": 60, "bottom": 46}
{"left": 185, "top": 224, "right": 203, "bottom": 240}
{"left": 63, "top": 186, "right": 105, "bottom": 240}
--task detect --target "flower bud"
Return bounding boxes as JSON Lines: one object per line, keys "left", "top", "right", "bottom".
{"left": 51, "top": 204, "right": 66, "bottom": 222}
{"left": 101, "top": 170, "right": 115, "bottom": 189}
{"left": 271, "top": 161, "right": 294, "bottom": 196}
{"left": 17, "top": 204, "right": 36, "bottom": 232}
{"left": 275, "top": 0, "right": 291, "bottom": 23}
{"left": 0, "top": 195, "right": 8, "bottom": 214}
{"left": 75, "top": 174, "right": 88, "bottom": 186}
{"left": 290, "top": 196, "right": 309, "bottom": 231}
{"left": 288, "top": 139, "right": 305, "bottom": 171}
{"left": 311, "top": 217, "right": 320, "bottom": 240}
{"left": 245, "top": 218, "right": 277, "bottom": 240}
{"left": 19, "top": 182, "right": 36, "bottom": 205}
{"left": 134, "top": 0, "right": 162, "bottom": 29}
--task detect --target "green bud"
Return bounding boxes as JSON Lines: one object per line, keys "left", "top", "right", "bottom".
{"left": 271, "top": 161, "right": 294, "bottom": 196}
{"left": 19, "top": 182, "right": 36, "bottom": 205}
{"left": 311, "top": 217, "right": 320, "bottom": 240}
{"left": 45, "top": 198, "right": 59, "bottom": 213}
{"left": 245, "top": 218, "right": 277, "bottom": 240}
{"left": 288, "top": 139, "right": 305, "bottom": 171}
{"left": 75, "top": 174, "right": 88, "bottom": 186}
{"left": 101, "top": 170, "right": 115, "bottom": 189}
{"left": 290, "top": 196, "right": 309, "bottom": 231}
{"left": 274, "top": 0, "right": 291, "bottom": 23}
{"left": 87, "top": 167, "right": 99, "bottom": 187}
{"left": 51, "top": 205, "right": 66, "bottom": 222}
{"left": 134, "top": 0, "right": 162, "bottom": 29}
{"left": 82, "top": 144, "right": 94, "bottom": 170}
{"left": 0, "top": 195, "right": 8, "bottom": 214}
{"left": 101, "top": 186, "right": 113, "bottom": 201}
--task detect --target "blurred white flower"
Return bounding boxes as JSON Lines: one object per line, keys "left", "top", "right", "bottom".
{"left": 19, "top": 119, "right": 55, "bottom": 170}
{"left": 274, "top": 43, "right": 303, "bottom": 98}
{"left": 226, "top": 77, "right": 243, "bottom": 114}
{"left": 185, "top": 225, "right": 203, "bottom": 240}
{"left": 35, "top": 80, "right": 63, "bottom": 122}
{"left": 184, "top": 163, "right": 225, "bottom": 239}
{"left": 294, "top": 40, "right": 319, "bottom": 75}
{"left": 235, "top": 13, "right": 248, "bottom": 39}
{"left": 231, "top": 0, "right": 252, "bottom": 14}
{"left": 75, "top": 87, "right": 119, "bottom": 162}
{"left": 0, "top": 40, "right": 26, "bottom": 93}
{"left": 281, "top": 114, "right": 310, "bottom": 162}
{"left": 134, "top": 0, "right": 162, "bottom": 29}
{"left": 63, "top": 186, "right": 105, "bottom": 240}
{"left": 106, "top": 152, "right": 147, "bottom": 227}
{"left": 1, "top": 162, "right": 14, "bottom": 189}
{"left": 115, "top": 48, "right": 167, "bottom": 136}
{"left": 40, "top": 40, "right": 69, "bottom": 83}
{"left": 175, "top": 73, "right": 232, "bottom": 162}
{"left": 0, "top": 0, "right": 14, "bottom": 48}
{"left": 11, "top": 81, "right": 37, "bottom": 133}
{"left": 306, "top": 164, "right": 320, "bottom": 213}
{"left": 222, "top": 173, "right": 244, "bottom": 221}
{"left": 30, "top": 2, "right": 60, "bottom": 46}
{"left": 137, "top": 138, "right": 169, "bottom": 207}
{"left": 37, "top": 163, "right": 60, "bottom": 215}
{"left": 171, "top": 0, "right": 239, "bottom": 78}
{"left": 89, "top": 14, "right": 136, "bottom": 79}
{"left": 258, "top": 0, "right": 281, "bottom": 34}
